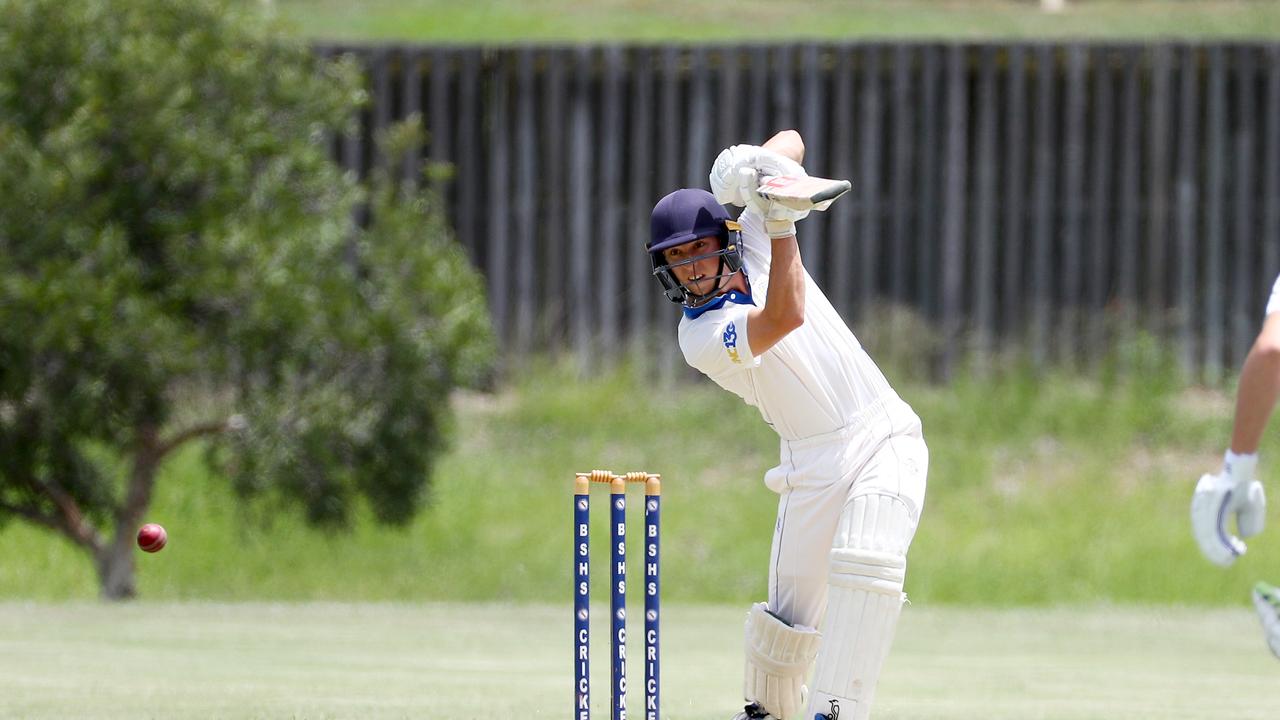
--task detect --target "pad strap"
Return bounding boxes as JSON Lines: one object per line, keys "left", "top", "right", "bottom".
{"left": 743, "top": 602, "right": 821, "bottom": 719}
{"left": 827, "top": 548, "right": 906, "bottom": 596}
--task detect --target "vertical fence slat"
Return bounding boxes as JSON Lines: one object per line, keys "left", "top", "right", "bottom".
{"left": 1232, "top": 46, "right": 1258, "bottom": 367}
{"left": 1146, "top": 45, "right": 1173, "bottom": 331}
{"left": 973, "top": 45, "right": 999, "bottom": 362}
{"left": 858, "top": 45, "right": 884, "bottom": 317}
{"left": 680, "top": 48, "right": 711, "bottom": 385}
{"left": 513, "top": 48, "right": 538, "bottom": 355}
{"left": 1031, "top": 44, "right": 1057, "bottom": 365}
{"left": 747, "top": 46, "right": 769, "bottom": 144}
{"left": 659, "top": 45, "right": 681, "bottom": 223}
{"left": 1175, "top": 44, "right": 1201, "bottom": 376}
{"left": 889, "top": 44, "right": 913, "bottom": 307}
{"left": 539, "top": 49, "right": 569, "bottom": 348}
{"left": 1060, "top": 44, "right": 1088, "bottom": 368}
{"left": 569, "top": 47, "right": 595, "bottom": 372}
{"left": 771, "top": 45, "right": 795, "bottom": 131}
{"left": 829, "top": 46, "right": 856, "bottom": 317}
{"left": 628, "top": 48, "right": 655, "bottom": 360}
{"left": 1265, "top": 46, "right": 1280, "bottom": 296}
{"left": 686, "top": 47, "right": 712, "bottom": 189}
{"left": 371, "top": 48, "right": 393, "bottom": 167}
{"left": 657, "top": 46, "right": 682, "bottom": 381}
{"left": 940, "top": 44, "right": 969, "bottom": 379}
{"left": 455, "top": 49, "right": 481, "bottom": 261}
{"left": 799, "top": 44, "right": 826, "bottom": 265}
{"left": 399, "top": 47, "right": 423, "bottom": 184}
{"left": 1205, "top": 46, "right": 1228, "bottom": 382}
{"left": 715, "top": 47, "right": 741, "bottom": 150}
{"left": 487, "top": 53, "right": 511, "bottom": 348}
{"left": 1087, "top": 48, "right": 1114, "bottom": 364}
{"left": 918, "top": 44, "right": 941, "bottom": 323}
{"left": 1002, "top": 45, "right": 1028, "bottom": 340}
{"left": 1117, "top": 47, "right": 1143, "bottom": 353}
{"left": 428, "top": 48, "right": 453, "bottom": 202}
{"left": 599, "top": 46, "right": 624, "bottom": 365}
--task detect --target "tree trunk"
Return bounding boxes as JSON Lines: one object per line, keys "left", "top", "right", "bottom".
{"left": 94, "top": 423, "right": 162, "bottom": 601}
{"left": 95, "top": 536, "right": 137, "bottom": 600}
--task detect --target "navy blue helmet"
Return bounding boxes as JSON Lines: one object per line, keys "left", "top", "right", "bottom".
{"left": 647, "top": 189, "right": 744, "bottom": 307}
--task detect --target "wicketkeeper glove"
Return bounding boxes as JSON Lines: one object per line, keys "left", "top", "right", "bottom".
{"left": 1191, "top": 451, "right": 1267, "bottom": 567}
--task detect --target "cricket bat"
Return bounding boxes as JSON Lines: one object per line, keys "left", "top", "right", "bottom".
{"left": 756, "top": 174, "right": 852, "bottom": 212}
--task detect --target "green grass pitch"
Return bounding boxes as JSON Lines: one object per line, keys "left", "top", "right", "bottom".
{"left": 1, "top": 602, "right": 1274, "bottom": 718}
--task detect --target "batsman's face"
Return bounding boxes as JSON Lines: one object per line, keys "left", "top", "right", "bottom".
{"left": 662, "top": 236, "right": 721, "bottom": 296}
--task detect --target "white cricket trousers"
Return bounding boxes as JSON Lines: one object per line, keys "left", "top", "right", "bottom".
{"left": 765, "top": 399, "right": 928, "bottom": 629}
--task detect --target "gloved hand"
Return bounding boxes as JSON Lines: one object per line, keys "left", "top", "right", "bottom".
{"left": 709, "top": 144, "right": 807, "bottom": 207}
{"left": 1191, "top": 452, "right": 1267, "bottom": 567}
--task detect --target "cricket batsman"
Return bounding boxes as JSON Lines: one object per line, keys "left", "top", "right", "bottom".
{"left": 1191, "top": 275, "right": 1280, "bottom": 659}
{"left": 646, "top": 130, "right": 928, "bottom": 720}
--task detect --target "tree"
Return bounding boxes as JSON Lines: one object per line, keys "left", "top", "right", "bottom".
{"left": 0, "top": 0, "right": 494, "bottom": 599}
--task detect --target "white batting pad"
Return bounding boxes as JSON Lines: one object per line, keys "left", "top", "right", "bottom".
{"left": 808, "top": 494, "right": 913, "bottom": 720}
{"left": 743, "top": 602, "right": 821, "bottom": 720}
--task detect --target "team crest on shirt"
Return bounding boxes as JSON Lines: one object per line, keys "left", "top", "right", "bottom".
{"left": 722, "top": 322, "right": 741, "bottom": 364}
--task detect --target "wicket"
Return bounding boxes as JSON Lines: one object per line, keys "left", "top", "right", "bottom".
{"left": 574, "top": 470, "right": 661, "bottom": 720}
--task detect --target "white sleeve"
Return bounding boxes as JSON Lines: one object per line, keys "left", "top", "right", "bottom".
{"left": 735, "top": 208, "right": 773, "bottom": 280}
{"left": 679, "top": 304, "right": 761, "bottom": 379}
{"left": 737, "top": 207, "right": 770, "bottom": 258}
{"left": 1266, "top": 274, "right": 1280, "bottom": 317}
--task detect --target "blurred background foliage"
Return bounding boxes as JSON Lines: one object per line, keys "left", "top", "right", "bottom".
{"left": 0, "top": 0, "right": 493, "bottom": 597}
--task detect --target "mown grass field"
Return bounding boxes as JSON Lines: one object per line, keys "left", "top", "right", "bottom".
{"left": 3, "top": 355, "right": 1279, "bottom": 606}
{"left": 1, "top": 602, "right": 1274, "bottom": 719}
{"left": 270, "top": 0, "right": 1280, "bottom": 42}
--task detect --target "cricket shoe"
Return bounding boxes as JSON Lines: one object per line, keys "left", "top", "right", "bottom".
{"left": 1252, "top": 581, "right": 1280, "bottom": 659}
{"left": 730, "top": 702, "right": 779, "bottom": 720}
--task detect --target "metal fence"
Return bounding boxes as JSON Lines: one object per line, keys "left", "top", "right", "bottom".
{"left": 319, "top": 42, "right": 1280, "bottom": 381}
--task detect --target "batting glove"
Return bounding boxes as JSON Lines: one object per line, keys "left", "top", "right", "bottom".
{"left": 1191, "top": 451, "right": 1267, "bottom": 567}
{"left": 710, "top": 144, "right": 807, "bottom": 207}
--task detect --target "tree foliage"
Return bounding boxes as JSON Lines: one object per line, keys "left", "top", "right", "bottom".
{"left": 0, "top": 0, "right": 494, "bottom": 597}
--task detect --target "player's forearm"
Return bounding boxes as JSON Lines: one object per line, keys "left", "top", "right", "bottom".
{"left": 745, "top": 232, "right": 806, "bottom": 356}
{"left": 1231, "top": 329, "right": 1280, "bottom": 453}
{"left": 763, "top": 235, "right": 805, "bottom": 328}
{"left": 762, "top": 130, "right": 804, "bottom": 166}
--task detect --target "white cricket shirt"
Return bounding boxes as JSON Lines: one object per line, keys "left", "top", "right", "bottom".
{"left": 677, "top": 208, "right": 911, "bottom": 442}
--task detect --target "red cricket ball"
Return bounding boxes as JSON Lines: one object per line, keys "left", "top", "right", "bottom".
{"left": 137, "top": 523, "right": 167, "bottom": 553}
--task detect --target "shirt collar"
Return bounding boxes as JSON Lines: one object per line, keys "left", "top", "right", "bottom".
{"left": 682, "top": 288, "right": 756, "bottom": 319}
